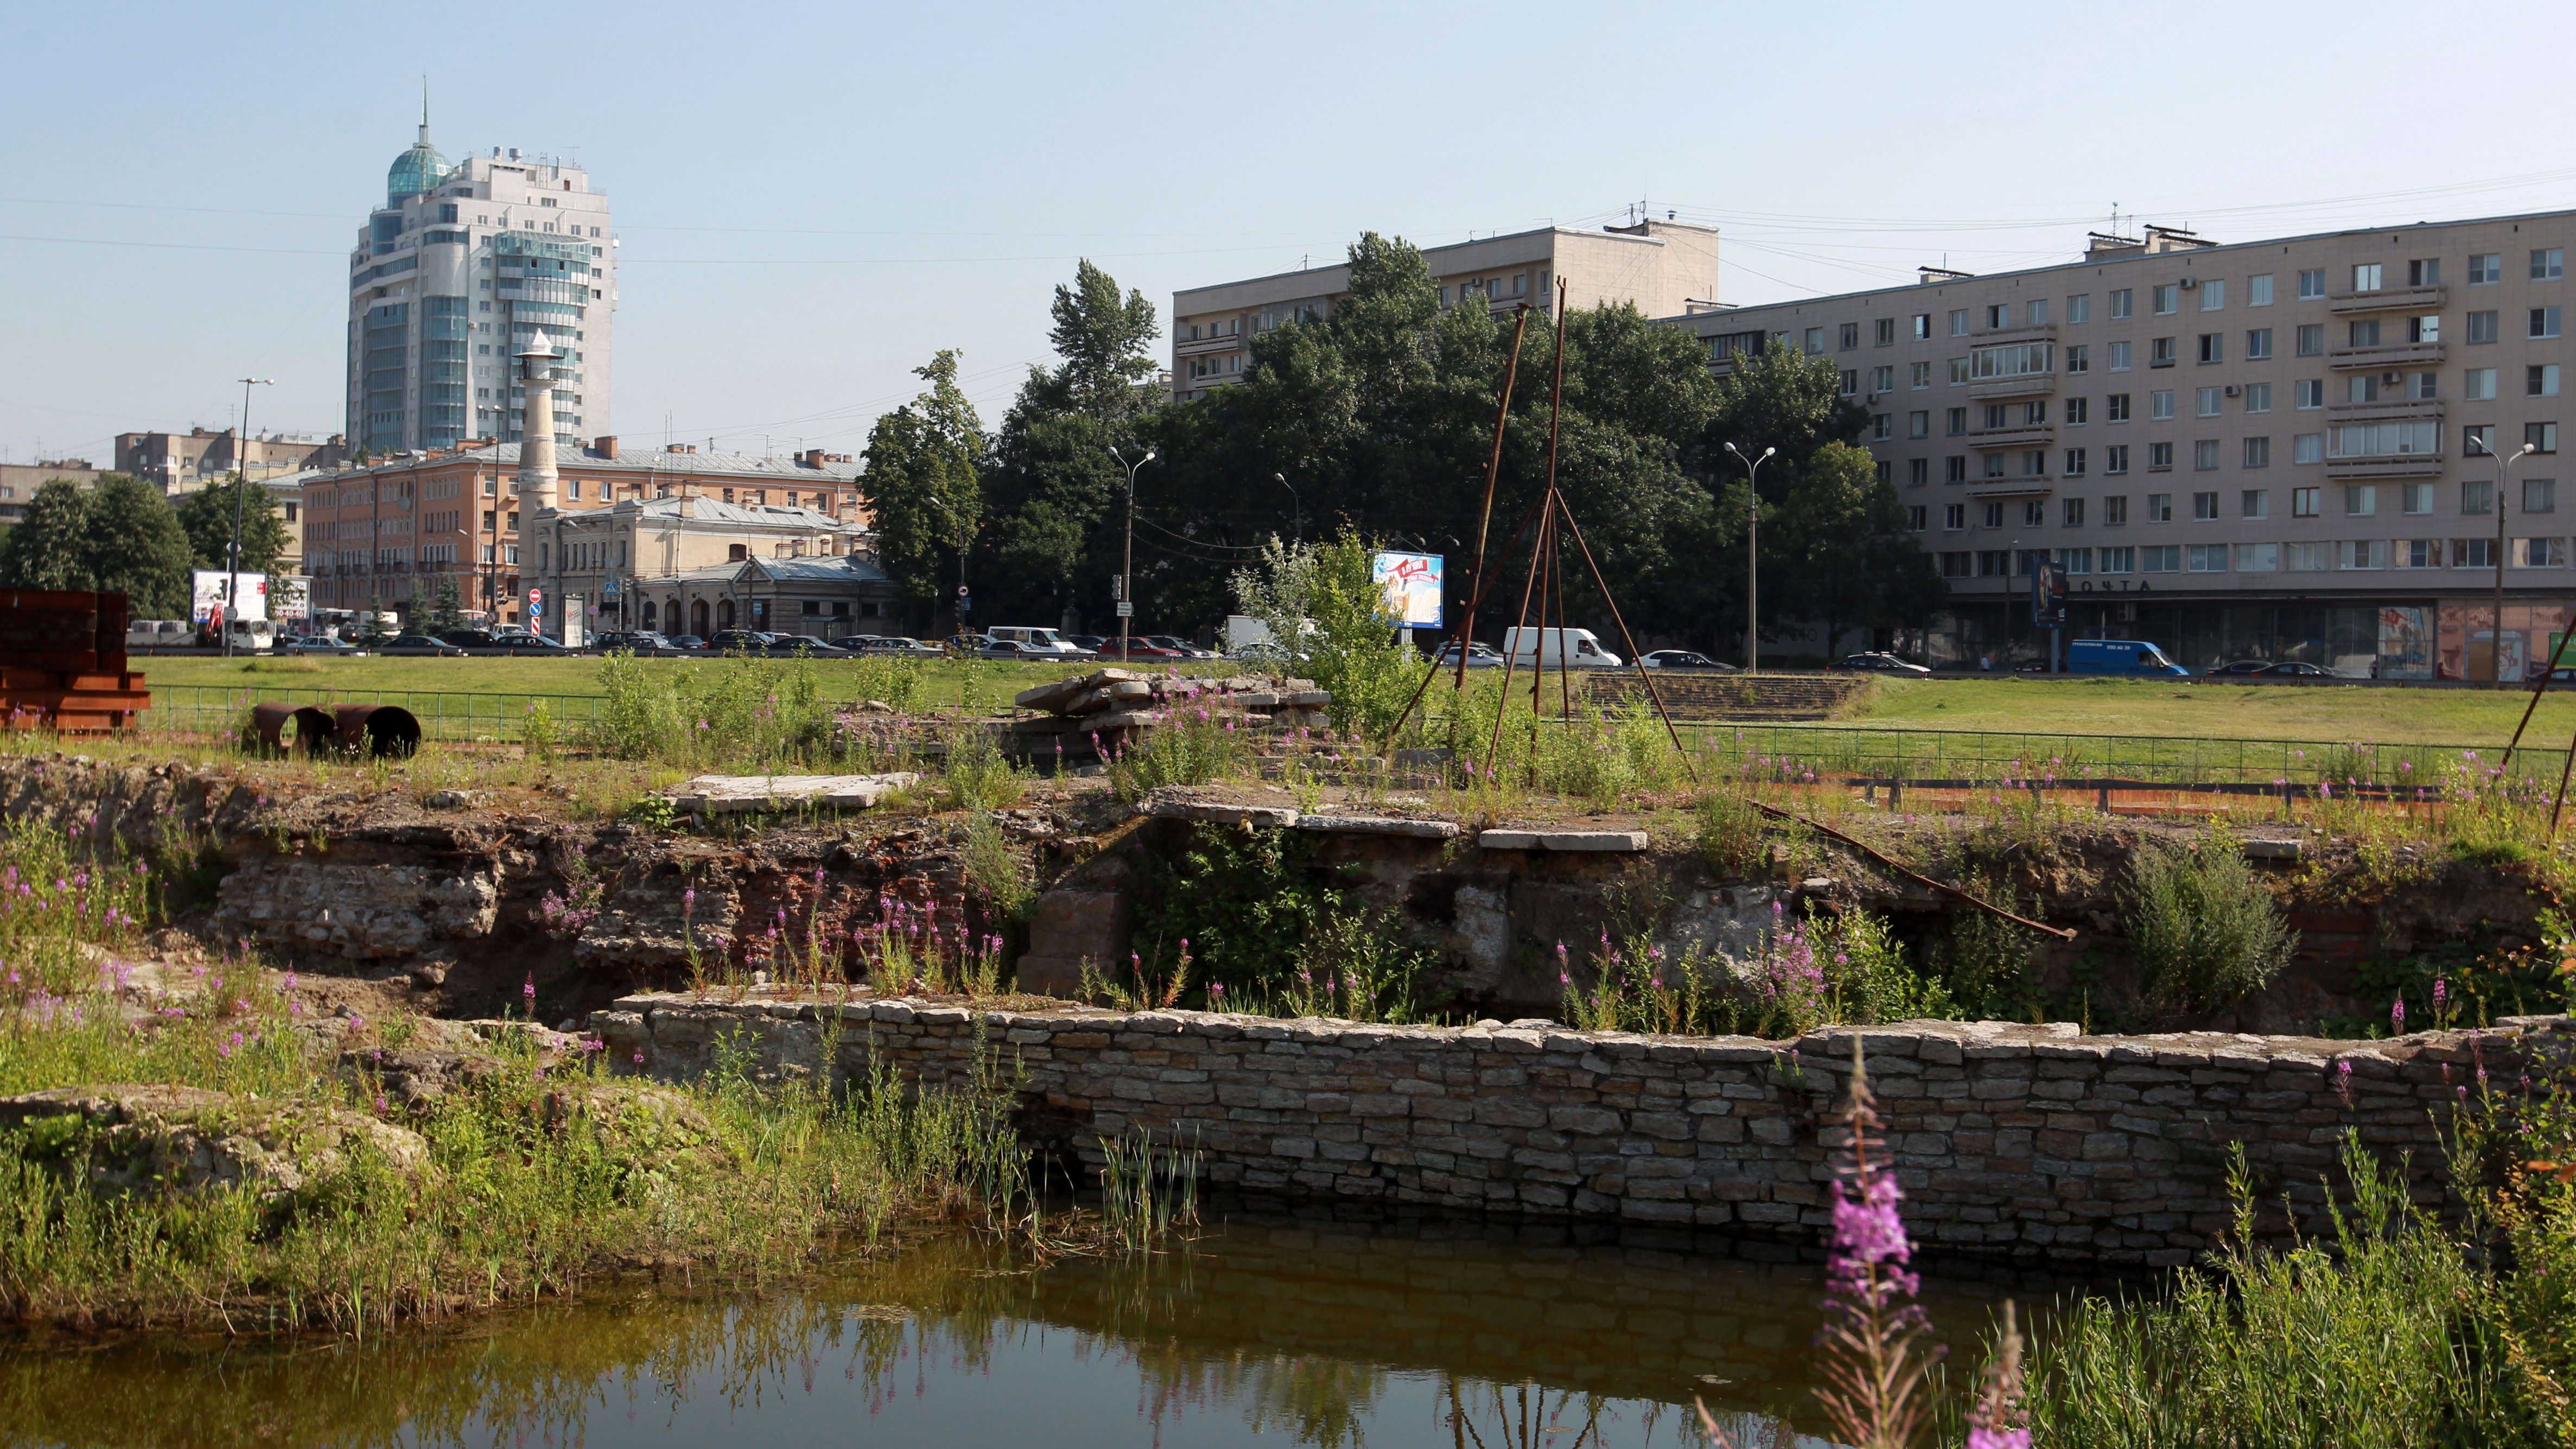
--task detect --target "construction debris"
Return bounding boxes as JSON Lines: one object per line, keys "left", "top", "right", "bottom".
{"left": 1008, "top": 669, "right": 1333, "bottom": 744}
{"left": 664, "top": 773, "right": 920, "bottom": 816}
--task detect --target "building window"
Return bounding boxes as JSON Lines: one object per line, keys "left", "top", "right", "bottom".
{"left": 2198, "top": 333, "right": 2224, "bottom": 363}
{"left": 2108, "top": 340, "right": 2132, "bottom": 372}
{"left": 2246, "top": 382, "right": 2272, "bottom": 413}
{"left": 1908, "top": 457, "right": 1929, "bottom": 485}
{"left": 2151, "top": 390, "right": 2176, "bottom": 420}
{"left": 1873, "top": 365, "right": 1896, "bottom": 393}
{"left": 1876, "top": 317, "right": 1897, "bottom": 346}
{"left": 2068, "top": 294, "right": 2090, "bottom": 324}
{"left": 2109, "top": 288, "right": 2133, "bottom": 319}
{"left": 2023, "top": 499, "right": 2047, "bottom": 526}
{"left": 1984, "top": 452, "right": 2007, "bottom": 480}
{"left": 2349, "top": 318, "right": 2383, "bottom": 348}
{"left": 2468, "top": 367, "right": 2498, "bottom": 400}
{"left": 2065, "top": 448, "right": 2088, "bottom": 477}
{"left": 1949, "top": 309, "right": 1969, "bottom": 336}
{"left": 1982, "top": 501, "right": 2006, "bottom": 527}
{"left": 2104, "top": 444, "right": 2130, "bottom": 475}
{"left": 2200, "top": 279, "right": 2225, "bottom": 311}
{"left": 1944, "top": 503, "right": 1966, "bottom": 530}
{"left": 1909, "top": 410, "right": 1930, "bottom": 438}
{"left": 2149, "top": 441, "right": 2176, "bottom": 471}
{"left": 2248, "top": 273, "right": 2274, "bottom": 307}
{"left": 2244, "top": 436, "right": 2272, "bottom": 468}
{"left": 2022, "top": 449, "right": 2047, "bottom": 477}
{"left": 1985, "top": 304, "right": 2008, "bottom": 329}
{"left": 2527, "top": 478, "right": 2558, "bottom": 514}
{"left": 2410, "top": 314, "right": 2441, "bottom": 343}
{"left": 2153, "top": 284, "right": 2179, "bottom": 315}
{"left": 2466, "top": 423, "right": 2497, "bottom": 457}
{"left": 2151, "top": 337, "right": 2177, "bottom": 367}
{"left": 2349, "top": 375, "right": 2382, "bottom": 404}
{"left": 2242, "top": 488, "right": 2269, "bottom": 519}
{"left": 2469, "top": 310, "right": 2500, "bottom": 344}
{"left": 2295, "top": 379, "right": 2324, "bottom": 410}
{"left": 2464, "top": 480, "right": 2495, "bottom": 515}
{"left": 2405, "top": 258, "right": 2440, "bottom": 288}
{"left": 2530, "top": 421, "right": 2561, "bottom": 454}
{"left": 2292, "top": 486, "right": 2321, "bottom": 517}
{"left": 2537, "top": 249, "right": 2566, "bottom": 281}
{"left": 2352, "top": 263, "right": 2383, "bottom": 292}
{"left": 2198, "top": 386, "right": 2223, "bottom": 417}
{"left": 1911, "top": 360, "right": 1932, "bottom": 388}
{"left": 2296, "top": 324, "right": 2324, "bottom": 357}
{"left": 2106, "top": 392, "right": 2131, "bottom": 423}
{"left": 1946, "top": 455, "right": 1967, "bottom": 482}
{"left": 2535, "top": 307, "right": 2564, "bottom": 340}
{"left": 2340, "top": 540, "right": 2386, "bottom": 570}
{"left": 1913, "top": 313, "right": 1931, "bottom": 340}
{"left": 1906, "top": 505, "right": 1927, "bottom": 532}
{"left": 2468, "top": 254, "right": 2501, "bottom": 285}
{"left": 2235, "top": 542, "right": 2278, "bottom": 572}
{"left": 2063, "top": 496, "right": 2087, "bottom": 526}
{"left": 2066, "top": 344, "right": 2089, "bottom": 374}
{"left": 2298, "top": 269, "right": 2326, "bottom": 299}
{"left": 1838, "top": 323, "right": 1859, "bottom": 350}
{"left": 2535, "top": 365, "right": 2564, "bottom": 398}
{"left": 2189, "top": 544, "right": 2230, "bottom": 572}
{"left": 2147, "top": 492, "right": 2173, "bottom": 521}
{"left": 2346, "top": 483, "right": 2378, "bottom": 516}
{"left": 2066, "top": 397, "right": 2090, "bottom": 425}
{"left": 2514, "top": 537, "right": 2567, "bottom": 568}
{"left": 1947, "top": 406, "right": 1967, "bottom": 435}
{"left": 1872, "top": 413, "right": 1891, "bottom": 440}
{"left": 1948, "top": 357, "right": 1970, "bottom": 385}
{"left": 2246, "top": 328, "right": 2273, "bottom": 360}
{"left": 1840, "top": 369, "right": 1860, "bottom": 396}
{"left": 2455, "top": 538, "right": 2497, "bottom": 568}
{"left": 1804, "top": 327, "right": 1826, "bottom": 355}
{"left": 2403, "top": 482, "right": 2435, "bottom": 514}
{"left": 2142, "top": 545, "right": 2181, "bottom": 572}
{"left": 2396, "top": 539, "right": 2438, "bottom": 569}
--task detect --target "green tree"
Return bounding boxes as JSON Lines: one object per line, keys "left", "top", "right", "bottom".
{"left": 1702, "top": 343, "right": 1869, "bottom": 484}
{"left": 0, "top": 480, "right": 92, "bottom": 591}
{"left": 174, "top": 475, "right": 291, "bottom": 576}
{"left": 1232, "top": 529, "right": 1430, "bottom": 738}
{"left": 976, "top": 260, "right": 1163, "bottom": 627}
{"left": 860, "top": 350, "right": 986, "bottom": 616}
{"left": 1767, "top": 441, "right": 1945, "bottom": 658}
{"left": 0, "top": 475, "right": 192, "bottom": 617}
{"left": 420, "top": 576, "right": 466, "bottom": 635}
{"left": 84, "top": 475, "right": 195, "bottom": 618}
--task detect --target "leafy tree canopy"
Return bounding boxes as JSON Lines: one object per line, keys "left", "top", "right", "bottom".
{"left": 860, "top": 349, "right": 987, "bottom": 609}
{"left": 175, "top": 475, "right": 290, "bottom": 577}
{"left": 0, "top": 475, "right": 192, "bottom": 617}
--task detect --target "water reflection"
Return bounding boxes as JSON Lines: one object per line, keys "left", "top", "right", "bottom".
{"left": 0, "top": 1219, "right": 2023, "bottom": 1447}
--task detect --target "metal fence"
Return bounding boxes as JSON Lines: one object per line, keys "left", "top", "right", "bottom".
{"left": 142, "top": 685, "right": 609, "bottom": 744}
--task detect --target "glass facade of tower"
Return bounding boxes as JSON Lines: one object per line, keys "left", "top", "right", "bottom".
{"left": 361, "top": 302, "right": 409, "bottom": 451}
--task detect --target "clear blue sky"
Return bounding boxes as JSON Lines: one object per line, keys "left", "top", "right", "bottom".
{"left": 7, "top": 0, "right": 2575, "bottom": 468}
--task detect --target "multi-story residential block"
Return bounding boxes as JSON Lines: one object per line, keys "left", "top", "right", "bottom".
{"left": 1658, "top": 214, "right": 2576, "bottom": 679}
{"left": 0, "top": 459, "right": 100, "bottom": 524}
{"left": 299, "top": 439, "right": 864, "bottom": 631}
{"left": 115, "top": 428, "right": 346, "bottom": 494}
{"left": 348, "top": 120, "right": 615, "bottom": 454}
{"left": 1171, "top": 220, "right": 1720, "bottom": 400}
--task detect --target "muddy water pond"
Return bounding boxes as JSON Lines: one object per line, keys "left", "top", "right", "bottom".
{"left": 0, "top": 1219, "right": 2034, "bottom": 1447}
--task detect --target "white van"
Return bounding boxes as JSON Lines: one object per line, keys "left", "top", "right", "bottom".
{"left": 1502, "top": 627, "right": 1623, "bottom": 669}
{"left": 985, "top": 626, "right": 1091, "bottom": 658}
{"left": 211, "top": 618, "right": 277, "bottom": 652}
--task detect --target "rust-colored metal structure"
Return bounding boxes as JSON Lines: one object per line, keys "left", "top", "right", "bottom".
{"left": 245, "top": 701, "right": 421, "bottom": 758}
{"left": 0, "top": 590, "right": 150, "bottom": 733}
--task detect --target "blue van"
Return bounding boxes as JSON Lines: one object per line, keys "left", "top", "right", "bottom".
{"left": 2066, "top": 639, "right": 2189, "bottom": 676}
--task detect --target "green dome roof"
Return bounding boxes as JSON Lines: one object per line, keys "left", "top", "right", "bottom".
{"left": 386, "top": 125, "right": 447, "bottom": 208}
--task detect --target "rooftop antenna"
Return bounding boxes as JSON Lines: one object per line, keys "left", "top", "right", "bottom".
{"left": 419, "top": 75, "right": 430, "bottom": 141}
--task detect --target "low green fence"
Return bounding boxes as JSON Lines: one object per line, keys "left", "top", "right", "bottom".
{"left": 142, "top": 686, "right": 611, "bottom": 744}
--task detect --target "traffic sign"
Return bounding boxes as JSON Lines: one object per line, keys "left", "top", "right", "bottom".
{"left": 1115, "top": 602, "right": 1135, "bottom": 618}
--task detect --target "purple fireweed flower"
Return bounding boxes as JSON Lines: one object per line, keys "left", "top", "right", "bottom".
{"left": 2393, "top": 998, "right": 2407, "bottom": 1033}
{"left": 2434, "top": 978, "right": 2447, "bottom": 1009}
{"left": 2335, "top": 1057, "right": 2355, "bottom": 1106}
{"left": 633, "top": 1051, "right": 645, "bottom": 1065}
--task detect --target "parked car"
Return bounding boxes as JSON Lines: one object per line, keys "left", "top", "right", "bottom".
{"left": 377, "top": 633, "right": 468, "bottom": 657}
{"left": 498, "top": 633, "right": 574, "bottom": 653}
{"left": 2066, "top": 639, "right": 2190, "bottom": 676}
{"left": 1640, "top": 650, "right": 1734, "bottom": 672}
{"left": 1433, "top": 641, "right": 1504, "bottom": 669}
{"left": 2259, "top": 660, "right": 2337, "bottom": 678}
{"left": 987, "top": 625, "right": 1092, "bottom": 659}
{"left": 765, "top": 634, "right": 856, "bottom": 655}
{"left": 1064, "top": 635, "right": 1108, "bottom": 654}
{"left": 860, "top": 636, "right": 944, "bottom": 658}
{"left": 702, "top": 630, "right": 777, "bottom": 653}
{"left": 1142, "top": 634, "right": 1219, "bottom": 661}
{"left": 2205, "top": 659, "right": 2272, "bottom": 676}
{"left": 1097, "top": 637, "right": 1194, "bottom": 661}
{"left": 971, "top": 637, "right": 1052, "bottom": 660}
{"left": 1830, "top": 652, "right": 1933, "bottom": 676}
{"left": 1502, "top": 627, "right": 1623, "bottom": 669}
{"left": 277, "top": 635, "right": 359, "bottom": 656}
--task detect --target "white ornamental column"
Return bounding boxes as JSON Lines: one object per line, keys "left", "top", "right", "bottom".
{"left": 514, "top": 330, "right": 559, "bottom": 633}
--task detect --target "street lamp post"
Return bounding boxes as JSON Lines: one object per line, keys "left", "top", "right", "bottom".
{"left": 224, "top": 377, "right": 275, "bottom": 659}
{"left": 1723, "top": 443, "right": 1774, "bottom": 672}
{"left": 1274, "top": 472, "right": 1300, "bottom": 545}
{"left": 2475, "top": 437, "right": 2540, "bottom": 686}
{"left": 1110, "top": 445, "right": 1156, "bottom": 662}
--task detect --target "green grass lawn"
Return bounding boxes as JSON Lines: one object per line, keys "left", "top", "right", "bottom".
{"left": 1844, "top": 675, "right": 2576, "bottom": 745}
{"left": 136, "top": 655, "right": 2576, "bottom": 750}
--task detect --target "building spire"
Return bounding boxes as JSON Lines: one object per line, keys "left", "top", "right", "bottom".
{"left": 419, "top": 75, "right": 430, "bottom": 143}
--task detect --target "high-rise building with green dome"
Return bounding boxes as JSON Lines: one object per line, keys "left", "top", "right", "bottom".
{"left": 345, "top": 116, "right": 615, "bottom": 458}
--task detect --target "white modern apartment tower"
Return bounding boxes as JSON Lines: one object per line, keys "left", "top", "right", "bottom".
{"left": 346, "top": 118, "right": 615, "bottom": 455}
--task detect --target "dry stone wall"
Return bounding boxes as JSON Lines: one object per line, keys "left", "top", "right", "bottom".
{"left": 593, "top": 992, "right": 2576, "bottom": 1268}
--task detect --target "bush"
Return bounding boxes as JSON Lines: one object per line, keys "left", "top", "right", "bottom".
{"left": 1104, "top": 711, "right": 1247, "bottom": 803}
{"left": 2121, "top": 826, "right": 2297, "bottom": 1014}
{"left": 1231, "top": 529, "right": 1432, "bottom": 742}
{"left": 1696, "top": 789, "right": 1766, "bottom": 877}
{"left": 587, "top": 652, "right": 837, "bottom": 771}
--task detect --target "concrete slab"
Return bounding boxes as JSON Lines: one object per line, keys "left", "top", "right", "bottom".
{"left": 1293, "top": 814, "right": 1462, "bottom": 840}
{"left": 1145, "top": 800, "right": 1300, "bottom": 828}
{"left": 1478, "top": 828, "right": 1649, "bottom": 852}
{"left": 666, "top": 772, "right": 920, "bottom": 815}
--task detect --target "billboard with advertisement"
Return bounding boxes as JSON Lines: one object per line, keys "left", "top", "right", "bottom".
{"left": 1370, "top": 551, "right": 1444, "bottom": 628}
{"left": 190, "top": 570, "right": 267, "bottom": 623}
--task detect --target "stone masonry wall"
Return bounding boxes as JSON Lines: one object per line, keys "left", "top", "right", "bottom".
{"left": 592, "top": 992, "right": 2576, "bottom": 1269}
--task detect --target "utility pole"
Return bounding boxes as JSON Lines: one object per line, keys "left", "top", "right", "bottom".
{"left": 224, "top": 377, "right": 274, "bottom": 658}
{"left": 1723, "top": 442, "right": 1774, "bottom": 672}
{"left": 1110, "top": 445, "right": 1155, "bottom": 662}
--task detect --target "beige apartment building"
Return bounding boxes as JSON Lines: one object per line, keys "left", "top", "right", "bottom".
{"left": 299, "top": 438, "right": 865, "bottom": 629}
{"left": 0, "top": 459, "right": 101, "bottom": 524}
{"left": 116, "top": 427, "right": 345, "bottom": 494}
{"left": 1171, "top": 219, "right": 1720, "bottom": 400}
{"left": 1659, "top": 213, "right": 2576, "bottom": 678}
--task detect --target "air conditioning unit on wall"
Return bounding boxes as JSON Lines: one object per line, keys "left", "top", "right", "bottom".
{"left": 2178, "top": 276, "right": 2198, "bottom": 289}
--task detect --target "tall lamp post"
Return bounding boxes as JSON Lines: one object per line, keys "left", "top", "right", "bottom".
{"left": 1274, "top": 471, "right": 1300, "bottom": 545}
{"left": 224, "top": 376, "right": 275, "bottom": 658}
{"left": 1110, "top": 445, "right": 1155, "bottom": 661}
{"left": 1723, "top": 443, "right": 1774, "bottom": 672}
{"left": 2473, "top": 436, "right": 2540, "bottom": 687}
